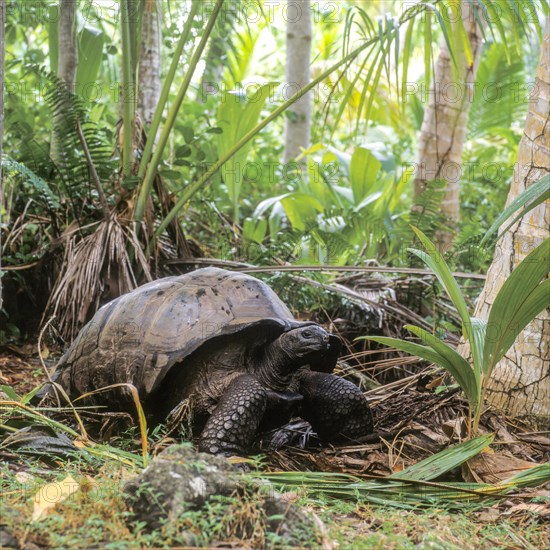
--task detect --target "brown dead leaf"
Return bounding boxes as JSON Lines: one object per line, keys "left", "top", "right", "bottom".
{"left": 441, "top": 417, "right": 468, "bottom": 440}
{"left": 462, "top": 452, "right": 536, "bottom": 484}
{"left": 487, "top": 416, "right": 517, "bottom": 444}
{"left": 15, "top": 471, "right": 35, "bottom": 484}
{"left": 477, "top": 507, "right": 502, "bottom": 522}
{"left": 517, "top": 432, "right": 550, "bottom": 447}
{"left": 391, "top": 462, "right": 405, "bottom": 474}
{"left": 32, "top": 475, "right": 80, "bottom": 521}
{"left": 41, "top": 345, "right": 50, "bottom": 360}
{"left": 425, "top": 375, "right": 445, "bottom": 390}
{"left": 504, "top": 502, "right": 550, "bottom": 517}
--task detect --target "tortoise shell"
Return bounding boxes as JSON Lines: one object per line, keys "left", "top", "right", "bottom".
{"left": 55, "top": 268, "right": 339, "bottom": 402}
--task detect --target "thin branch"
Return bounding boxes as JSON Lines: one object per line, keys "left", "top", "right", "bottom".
{"left": 76, "top": 120, "right": 110, "bottom": 221}
{"left": 165, "top": 258, "right": 487, "bottom": 280}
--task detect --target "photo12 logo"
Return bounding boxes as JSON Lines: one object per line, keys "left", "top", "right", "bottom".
{"left": 201, "top": 1, "right": 342, "bottom": 24}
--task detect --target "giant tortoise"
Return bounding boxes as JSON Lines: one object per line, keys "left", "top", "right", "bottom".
{"left": 46, "top": 268, "right": 373, "bottom": 455}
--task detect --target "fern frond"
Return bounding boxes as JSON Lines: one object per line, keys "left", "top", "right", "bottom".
{"left": 23, "top": 64, "right": 116, "bottom": 207}
{"left": 2, "top": 156, "right": 60, "bottom": 209}
{"left": 408, "top": 179, "right": 450, "bottom": 241}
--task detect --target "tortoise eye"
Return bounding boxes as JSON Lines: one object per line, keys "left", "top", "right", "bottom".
{"left": 302, "top": 330, "right": 312, "bottom": 338}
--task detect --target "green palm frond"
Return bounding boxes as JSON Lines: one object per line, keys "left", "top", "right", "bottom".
{"left": 224, "top": 17, "right": 264, "bottom": 87}
{"left": 481, "top": 174, "right": 550, "bottom": 245}
{"left": 258, "top": 435, "right": 550, "bottom": 508}
{"left": 467, "top": 43, "right": 527, "bottom": 139}
{"left": 335, "top": 0, "right": 547, "bottom": 135}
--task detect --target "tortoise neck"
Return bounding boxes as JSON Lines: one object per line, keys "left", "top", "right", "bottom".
{"left": 256, "top": 339, "right": 297, "bottom": 391}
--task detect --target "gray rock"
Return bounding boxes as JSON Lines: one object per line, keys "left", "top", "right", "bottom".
{"left": 0, "top": 526, "right": 18, "bottom": 549}
{"left": 123, "top": 444, "right": 240, "bottom": 529}
{"left": 263, "top": 494, "right": 317, "bottom": 547}
{"left": 123, "top": 444, "right": 320, "bottom": 547}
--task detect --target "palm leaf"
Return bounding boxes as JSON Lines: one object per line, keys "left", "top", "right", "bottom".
{"left": 75, "top": 26, "right": 105, "bottom": 95}
{"left": 401, "top": 18, "right": 415, "bottom": 104}
{"left": 363, "top": 334, "right": 478, "bottom": 406}
{"left": 481, "top": 0, "right": 512, "bottom": 62}
{"left": 467, "top": 43, "right": 526, "bottom": 140}
{"left": 484, "top": 238, "right": 550, "bottom": 372}
{"left": 354, "top": 45, "right": 382, "bottom": 133}
{"left": 408, "top": 228, "right": 489, "bottom": 387}
{"left": 409, "top": 228, "right": 471, "bottom": 330}
{"left": 390, "top": 435, "right": 494, "bottom": 480}
{"left": 480, "top": 174, "right": 550, "bottom": 245}
{"left": 423, "top": 7, "right": 432, "bottom": 94}
{"left": 503, "top": 463, "right": 550, "bottom": 487}
{"left": 404, "top": 325, "right": 479, "bottom": 406}
{"left": 256, "top": 435, "right": 550, "bottom": 508}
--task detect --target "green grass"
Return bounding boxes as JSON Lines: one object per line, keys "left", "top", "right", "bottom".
{"left": 1, "top": 454, "right": 547, "bottom": 549}
{"left": 315, "top": 500, "right": 548, "bottom": 550}
{"left": 0, "top": 456, "right": 319, "bottom": 549}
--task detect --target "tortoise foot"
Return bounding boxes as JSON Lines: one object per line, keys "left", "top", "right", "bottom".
{"left": 198, "top": 375, "right": 268, "bottom": 456}
{"left": 298, "top": 371, "right": 373, "bottom": 443}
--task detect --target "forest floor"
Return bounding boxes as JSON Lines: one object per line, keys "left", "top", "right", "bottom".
{"left": 1, "top": 347, "right": 549, "bottom": 549}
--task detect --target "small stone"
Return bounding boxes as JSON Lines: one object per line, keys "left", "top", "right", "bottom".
{"left": 123, "top": 444, "right": 241, "bottom": 530}
{"left": 0, "top": 527, "right": 18, "bottom": 549}
{"left": 122, "top": 445, "right": 321, "bottom": 547}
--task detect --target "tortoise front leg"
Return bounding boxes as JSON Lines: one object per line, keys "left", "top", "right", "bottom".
{"left": 297, "top": 371, "right": 373, "bottom": 443}
{"left": 199, "top": 375, "right": 303, "bottom": 455}
{"left": 198, "top": 374, "right": 268, "bottom": 456}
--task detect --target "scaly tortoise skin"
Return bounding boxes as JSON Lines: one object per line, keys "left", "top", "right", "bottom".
{"left": 48, "top": 268, "right": 373, "bottom": 455}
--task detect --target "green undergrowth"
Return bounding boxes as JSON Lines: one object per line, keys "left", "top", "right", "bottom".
{"left": 1, "top": 451, "right": 548, "bottom": 550}
{"left": 0, "top": 454, "right": 320, "bottom": 549}
{"left": 319, "top": 500, "right": 548, "bottom": 550}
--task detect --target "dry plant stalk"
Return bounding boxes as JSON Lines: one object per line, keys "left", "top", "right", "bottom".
{"left": 44, "top": 217, "right": 152, "bottom": 339}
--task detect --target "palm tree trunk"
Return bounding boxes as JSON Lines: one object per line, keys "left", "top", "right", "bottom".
{"left": 467, "top": 17, "right": 550, "bottom": 417}
{"left": 0, "top": 0, "right": 6, "bottom": 310}
{"left": 283, "top": 0, "right": 312, "bottom": 164}
{"left": 413, "top": 0, "right": 483, "bottom": 246}
{"left": 51, "top": 0, "right": 78, "bottom": 164}
{"left": 137, "top": 0, "right": 161, "bottom": 127}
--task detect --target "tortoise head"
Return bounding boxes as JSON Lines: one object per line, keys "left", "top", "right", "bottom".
{"left": 278, "top": 324, "right": 331, "bottom": 360}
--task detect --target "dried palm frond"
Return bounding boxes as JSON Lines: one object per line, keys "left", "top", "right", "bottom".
{"left": 259, "top": 435, "right": 550, "bottom": 509}
{"left": 44, "top": 217, "right": 152, "bottom": 340}
{"left": 0, "top": 399, "right": 143, "bottom": 468}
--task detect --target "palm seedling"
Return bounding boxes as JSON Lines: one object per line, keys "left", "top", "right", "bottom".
{"left": 360, "top": 223, "right": 549, "bottom": 435}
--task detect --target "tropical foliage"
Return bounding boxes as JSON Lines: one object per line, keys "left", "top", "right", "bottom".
{"left": 362, "top": 223, "right": 550, "bottom": 435}
{"left": 1, "top": 3, "right": 549, "bottom": 544}
{"left": 3, "top": 0, "right": 547, "bottom": 304}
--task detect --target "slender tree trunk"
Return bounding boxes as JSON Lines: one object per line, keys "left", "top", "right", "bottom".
{"left": 137, "top": 0, "right": 161, "bottom": 127}
{"left": 57, "top": 0, "right": 77, "bottom": 92}
{"left": 0, "top": 0, "right": 6, "bottom": 311}
{"left": 51, "top": 0, "right": 78, "bottom": 164}
{"left": 283, "top": 0, "right": 312, "bottom": 164}
{"left": 465, "top": 18, "right": 550, "bottom": 418}
{"left": 197, "top": 2, "right": 236, "bottom": 102}
{"left": 413, "top": 0, "right": 483, "bottom": 246}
